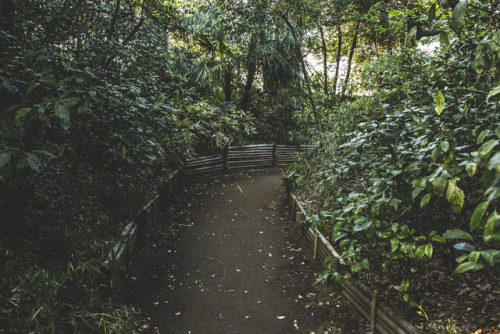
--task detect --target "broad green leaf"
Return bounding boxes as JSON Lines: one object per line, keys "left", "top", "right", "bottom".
{"left": 88, "top": 90, "right": 96, "bottom": 98}
{"left": 25, "top": 152, "right": 41, "bottom": 172}
{"left": 455, "top": 261, "right": 483, "bottom": 274}
{"left": 0, "top": 152, "right": 11, "bottom": 168}
{"left": 481, "top": 250, "right": 500, "bottom": 266}
{"left": 446, "top": 178, "right": 465, "bottom": 214}
{"left": 488, "top": 153, "right": 500, "bottom": 171}
{"left": 421, "top": 193, "right": 431, "bottom": 208}
{"left": 475, "top": 41, "right": 490, "bottom": 74}
{"left": 415, "top": 245, "right": 425, "bottom": 261}
{"left": 432, "top": 174, "right": 448, "bottom": 196}
{"left": 477, "top": 129, "right": 490, "bottom": 144}
{"left": 443, "top": 228, "right": 473, "bottom": 241}
{"left": 470, "top": 201, "right": 489, "bottom": 231}
{"left": 451, "top": 0, "right": 468, "bottom": 35}
{"left": 468, "top": 251, "right": 481, "bottom": 262}
{"left": 431, "top": 235, "right": 446, "bottom": 242}
{"left": 412, "top": 186, "right": 424, "bottom": 199}
{"left": 391, "top": 237, "right": 399, "bottom": 252}
{"left": 484, "top": 210, "right": 500, "bottom": 245}
{"left": 440, "top": 32, "right": 450, "bottom": 54}
{"left": 440, "top": 141, "right": 450, "bottom": 152}
{"left": 453, "top": 242, "right": 475, "bottom": 252}
{"left": 466, "top": 162, "right": 477, "bottom": 176}
{"left": 433, "top": 90, "right": 445, "bottom": 115}
{"left": 478, "top": 139, "right": 498, "bottom": 158}
{"left": 487, "top": 86, "right": 500, "bottom": 100}
{"left": 15, "top": 107, "right": 31, "bottom": 120}
{"left": 424, "top": 243, "right": 433, "bottom": 259}
{"left": 495, "top": 126, "right": 500, "bottom": 139}
{"left": 485, "top": 177, "right": 500, "bottom": 201}
{"left": 54, "top": 103, "right": 70, "bottom": 123}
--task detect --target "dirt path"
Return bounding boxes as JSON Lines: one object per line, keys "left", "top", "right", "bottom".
{"left": 125, "top": 173, "right": 368, "bottom": 333}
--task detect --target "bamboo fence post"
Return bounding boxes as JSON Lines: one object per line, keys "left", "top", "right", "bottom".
{"left": 295, "top": 210, "right": 303, "bottom": 230}
{"left": 273, "top": 143, "right": 278, "bottom": 168}
{"left": 371, "top": 291, "right": 378, "bottom": 332}
{"left": 223, "top": 147, "right": 229, "bottom": 173}
{"left": 313, "top": 232, "right": 319, "bottom": 259}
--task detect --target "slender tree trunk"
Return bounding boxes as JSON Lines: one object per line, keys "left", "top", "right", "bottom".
{"left": 282, "top": 15, "right": 323, "bottom": 132}
{"left": 319, "top": 25, "right": 328, "bottom": 96}
{"left": 333, "top": 25, "right": 342, "bottom": 96}
{"left": 240, "top": 35, "right": 257, "bottom": 112}
{"left": 107, "top": 0, "right": 121, "bottom": 41}
{"left": 341, "top": 21, "right": 360, "bottom": 100}
{"left": 224, "top": 67, "right": 233, "bottom": 102}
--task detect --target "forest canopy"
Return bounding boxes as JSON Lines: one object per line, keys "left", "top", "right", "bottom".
{"left": 0, "top": 0, "right": 499, "bottom": 332}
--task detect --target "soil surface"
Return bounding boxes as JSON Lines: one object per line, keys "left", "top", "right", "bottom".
{"left": 124, "top": 173, "right": 370, "bottom": 333}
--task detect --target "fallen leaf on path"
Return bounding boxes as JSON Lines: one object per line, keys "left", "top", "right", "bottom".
{"left": 277, "top": 315, "right": 285, "bottom": 320}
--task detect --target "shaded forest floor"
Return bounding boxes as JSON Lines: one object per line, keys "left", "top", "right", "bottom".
{"left": 122, "top": 173, "right": 370, "bottom": 333}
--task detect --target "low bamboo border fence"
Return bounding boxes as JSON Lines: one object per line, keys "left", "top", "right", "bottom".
{"left": 284, "top": 178, "right": 420, "bottom": 334}
{"left": 106, "top": 168, "right": 183, "bottom": 287}
{"left": 106, "top": 143, "right": 420, "bottom": 333}
{"left": 184, "top": 144, "right": 312, "bottom": 183}
{"left": 106, "top": 144, "right": 311, "bottom": 286}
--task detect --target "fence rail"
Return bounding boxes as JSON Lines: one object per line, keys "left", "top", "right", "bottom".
{"left": 184, "top": 144, "right": 312, "bottom": 183}
{"left": 107, "top": 144, "right": 312, "bottom": 285}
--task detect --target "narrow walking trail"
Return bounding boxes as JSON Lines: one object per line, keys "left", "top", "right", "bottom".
{"left": 125, "top": 173, "right": 368, "bottom": 333}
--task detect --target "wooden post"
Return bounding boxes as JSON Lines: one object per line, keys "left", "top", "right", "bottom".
{"left": 223, "top": 147, "right": 229, "bottom": 173}
{"left": 295, "top": 211, "right": 303, "bottom": 231}
{"left": 272, "top": 143, "right": 278, "bottom": 168}
{"left": 313, "top": 232, "right": 319, "bottom": 259}
{"left": 371, "top": 291, "right": 378, "bottom": 332}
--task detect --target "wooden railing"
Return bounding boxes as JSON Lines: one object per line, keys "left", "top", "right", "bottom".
{"left": 106, "top": 143, "right": 419, "bottom": 333}
{"left": 184, "top": 144, "right": 312, "bottom": 183}
{"left": 106, "top": 144, "right": 311, "bottom": 286}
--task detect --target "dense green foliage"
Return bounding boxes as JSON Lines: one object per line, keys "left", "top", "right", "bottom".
{"left": 291, "top": 0, "right": 500, "bottom": 324}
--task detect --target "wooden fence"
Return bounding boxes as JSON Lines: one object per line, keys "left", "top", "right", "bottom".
{"left": 285, "top": 179, "right": 420, "bottom": 334}
{"left": 184, "top": 144, "right": 312, "bottom": 183}
{"left": 105, "top": 143, "right": 420, "bottom": 333}
{"left": 106, "top": 144, "right": 311, "bottom": 286}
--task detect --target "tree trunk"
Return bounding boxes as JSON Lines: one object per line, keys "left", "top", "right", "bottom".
{"left": 319, "top": 25, "right": 328, "bottom": 96}
{"left": 341, "top": 21, "right": 360, "bottom": 100}
{"left": 333, "top": 25, "right": 342, "bottom": 96}
{"left": 240, "top": 35, "right": 257, "bottom": 112}
{"left": 224, "top": 67, "right": 233, "bottom": 102}
{"left": 282, "top": 15, "right": 323, "bottom": 132}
